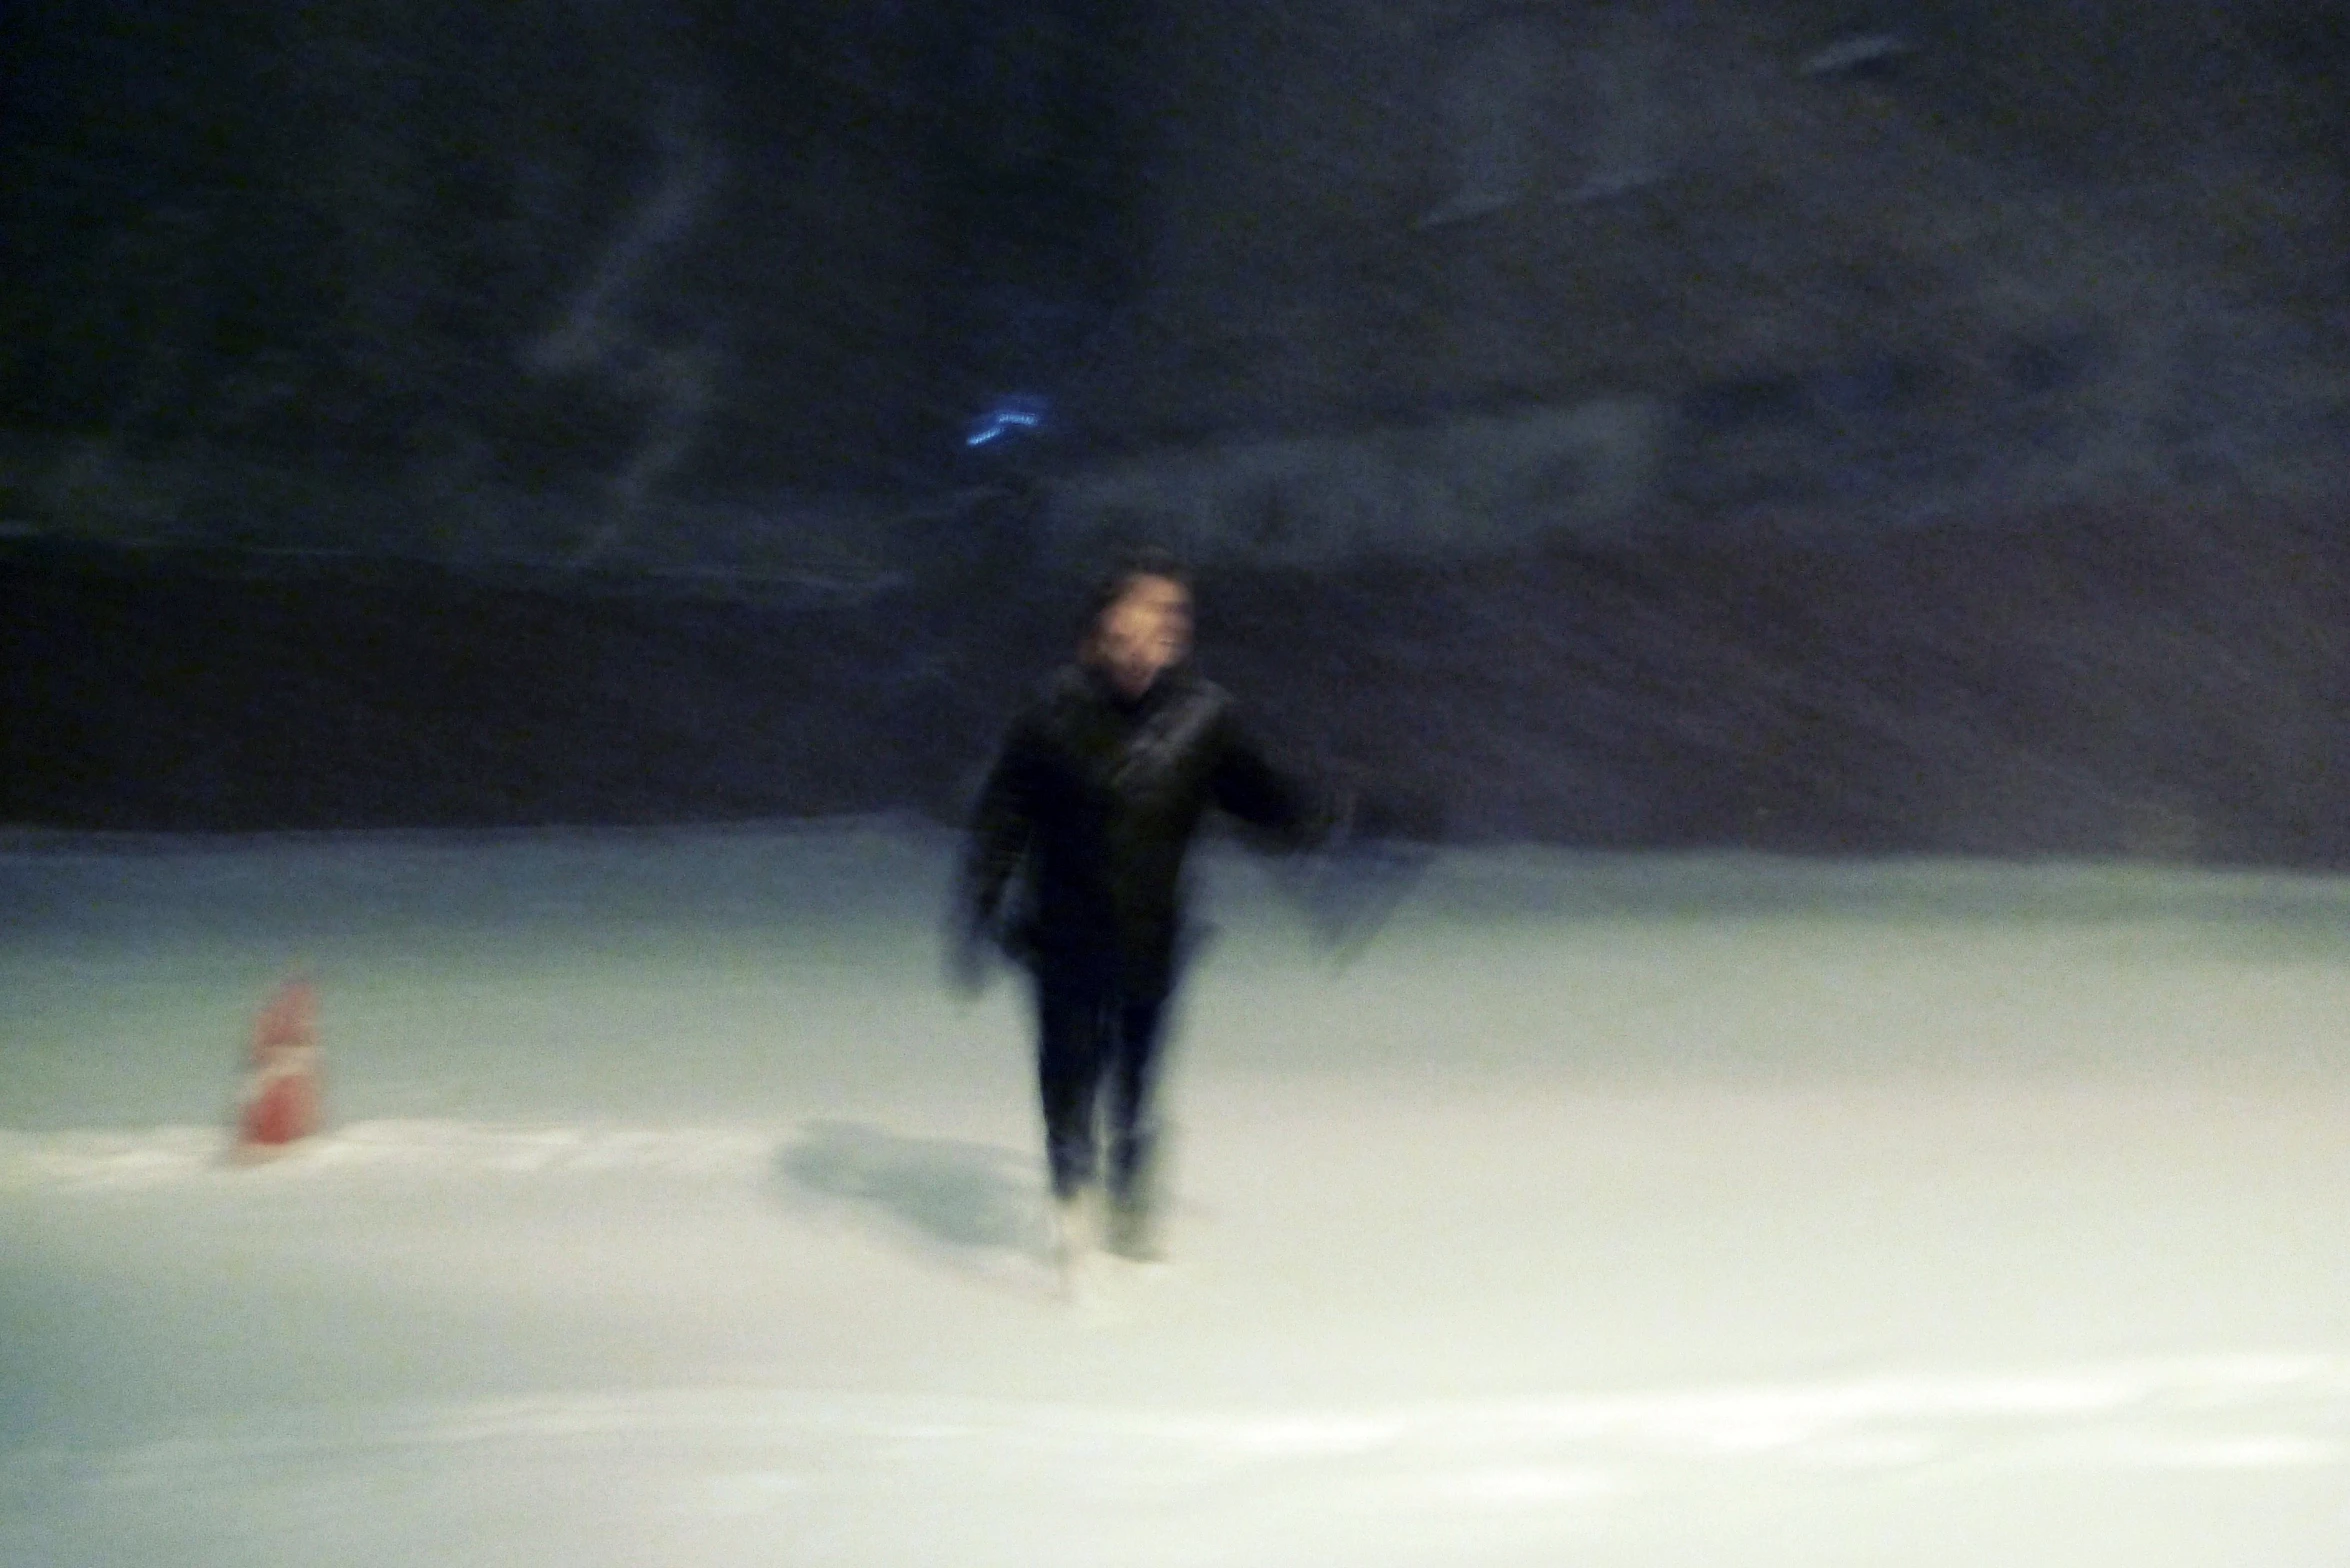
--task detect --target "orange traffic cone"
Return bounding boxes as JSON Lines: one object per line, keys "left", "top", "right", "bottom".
{"left": 233, "top": 979, "right": 323, "bottom": 1161}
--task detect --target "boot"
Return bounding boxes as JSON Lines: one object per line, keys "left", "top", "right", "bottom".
{"left": 1050, "top": 1184, "right": 1101, "bottom": 1288}
{"left": 1104, "top": 1189, "right": 1165, "bottom": 1262}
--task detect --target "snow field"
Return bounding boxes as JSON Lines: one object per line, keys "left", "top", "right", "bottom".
{"left": 3, "top": 824, "right": 2346, "bottom": 1565}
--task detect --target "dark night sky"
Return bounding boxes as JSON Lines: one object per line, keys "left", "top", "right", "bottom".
{"left": 4, "top": 0, "right": 2347, "bottom": 532}
{"left": 0, "top": 0, "right": 1153, "bottom": 495}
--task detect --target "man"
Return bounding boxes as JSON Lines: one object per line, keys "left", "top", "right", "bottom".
{"left": 952, "top": 552, "right": 1339, "bottom": 1272}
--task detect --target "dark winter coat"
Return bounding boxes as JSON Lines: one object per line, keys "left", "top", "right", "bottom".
{"left": 957, "top": 661, "right": 1333, "bottom": 997}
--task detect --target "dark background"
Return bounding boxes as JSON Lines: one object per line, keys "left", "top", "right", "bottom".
{"left": 5, "top": 0, "right": 2348, "bottom": 860}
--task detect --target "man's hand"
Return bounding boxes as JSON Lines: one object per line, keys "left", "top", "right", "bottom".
{"left": 946, "top": 919, "right": 995, "bottom": 1000}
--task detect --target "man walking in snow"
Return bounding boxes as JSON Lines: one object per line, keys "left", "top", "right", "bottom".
{"left": 952, "top": 552, "right": 1341, "bottom": 1270}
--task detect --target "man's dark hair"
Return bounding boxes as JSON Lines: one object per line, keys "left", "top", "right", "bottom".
{"left": 1080, "top": 547, "right": 1191, "bottom": 637}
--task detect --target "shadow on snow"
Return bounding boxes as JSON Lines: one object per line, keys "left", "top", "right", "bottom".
{"left": 774, "top": 1120, "right": 1045, "bottom": 1274}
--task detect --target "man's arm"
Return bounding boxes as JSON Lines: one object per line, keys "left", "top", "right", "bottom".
{"left": 948, "top": 716, "right": 1040, "bottom": 990}
{"left": 1207, "top": 706, "right": 1348, "bottom": 852}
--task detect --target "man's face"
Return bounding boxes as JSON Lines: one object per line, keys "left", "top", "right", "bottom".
{"left": 1092, "top": 574, "right": 1192, "bottom": 697}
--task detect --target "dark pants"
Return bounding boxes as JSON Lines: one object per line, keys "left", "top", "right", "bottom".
{"left": 1034, "top": 963, "right": 1169, "bottom": 1204}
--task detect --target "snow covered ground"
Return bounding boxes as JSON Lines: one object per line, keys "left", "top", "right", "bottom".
{"left": 3, "top": 821, "right": 2346, "bottom": 1566}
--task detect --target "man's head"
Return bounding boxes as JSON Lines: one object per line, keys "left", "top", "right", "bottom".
{"left": 1083, "top": 551, "right": 1193, "bottom": 698}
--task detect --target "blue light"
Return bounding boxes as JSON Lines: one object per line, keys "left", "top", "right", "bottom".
{"left": 965, "top": 395, "right": 1050, "bottom": 448}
